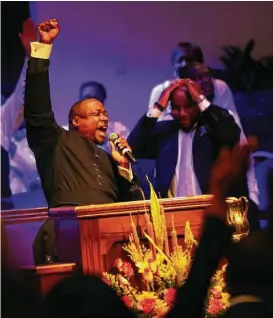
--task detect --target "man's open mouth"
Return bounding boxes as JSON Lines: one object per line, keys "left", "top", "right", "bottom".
{"left": 97, "top": 125, "right": 108, "bottom": 136}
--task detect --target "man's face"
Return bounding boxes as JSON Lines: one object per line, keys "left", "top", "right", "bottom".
{"left": 192, "top": 66, "right": 214, "bottom": 101}
{"left": 72, "top": 99, "right": 109, "bottom": 145}
{"left": 170, "top": 86, "right": 200, "bottom": 131}
{"left": 172, "top": 46, "right": 193, "bottom": 73}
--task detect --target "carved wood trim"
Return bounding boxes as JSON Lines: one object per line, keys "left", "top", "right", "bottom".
{"left": 20, "top": 262, "right": 77, "bottom": 275}
{"left": 1, "top": 207, "right": 48, "bottom": 224}
{"left": 49, "top": 195, "right": 213, "bottom": 220}
{"left": 79, "top": 219, "right": 104, "bottom": 275}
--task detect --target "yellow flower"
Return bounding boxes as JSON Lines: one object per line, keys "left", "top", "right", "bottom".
{"left": 136, "top": 291, "right": 157, "bottom": 301}
{"left": 143, "top": 268, "right": 154, "bottom": 283}
{"left": 135, "top": 261, "right": 148, "bottom": 274}
{"left": 214, "top": 285, "right": 222, "bottom": 293}
{"left": 221, "top": 292, "right": 230, "bottom": 307}
{"left": 155, "top": 299, "right": 169, "bottom": 317}
{"left": 136, "top": 252, "right": 161, "bottom": 274}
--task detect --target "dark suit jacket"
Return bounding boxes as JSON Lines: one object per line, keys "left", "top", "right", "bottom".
{"left": 128, "top": 106, "right": 246, "bottom": 198}
{"left": 128, "top": 108, "right": 261, "bottom": 230}
{"left": 24, "top": 58, "right": 141, "bottom": 208}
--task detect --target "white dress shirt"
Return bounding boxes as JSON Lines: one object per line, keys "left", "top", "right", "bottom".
{"left": 175, "top": 129, "right": 202, "bottom": 197}
{"left": 147, "top": 99, "right": 210, "bottom": 197}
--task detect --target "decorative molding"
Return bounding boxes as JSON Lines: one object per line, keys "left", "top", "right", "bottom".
{"left": 49, "top": 195, "right": 214, "bottom": 220}
{"left": 1, "top": 207, "right": 48, "bottom": 224}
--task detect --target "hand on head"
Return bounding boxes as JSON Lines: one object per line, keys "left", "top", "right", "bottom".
{"left": 157, "top": 78, "right": 202, "bottom": 109}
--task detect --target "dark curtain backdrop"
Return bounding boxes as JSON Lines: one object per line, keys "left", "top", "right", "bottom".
{"left": 1, "top": 1, "right": 30, "bottom": 98}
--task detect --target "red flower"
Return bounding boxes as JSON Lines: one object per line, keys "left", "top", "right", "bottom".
{"left": 122, "top": 295, "right": 134, "bottom": 308}
{"left": 207, "top": 298, "right": 224, "bottom": 316}
{"left": 121, "top": 262, "right": 134, "bottom": 277}
{"left": 113, "top": 258, "right": 123, "bottom": 272}
{"left": 138, "top": 298, "right": 156, "bottom": 315}
{"left": 164, "top": 288, "right": 177, "bottom": 306}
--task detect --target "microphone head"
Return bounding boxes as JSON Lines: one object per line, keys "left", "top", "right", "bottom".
{"left": 108, "top": 132, "right": 119, "bottom": 142}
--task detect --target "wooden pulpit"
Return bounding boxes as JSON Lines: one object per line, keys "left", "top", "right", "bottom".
{"left": 49, "top": 195, "right": 213, "bottom": 275}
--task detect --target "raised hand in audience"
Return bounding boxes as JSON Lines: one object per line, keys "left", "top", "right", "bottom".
{"left": 208, "top": 137, "right": 257, "bottom": 220}
{"left": 18, "top": 18, "right": 37, "bottom": 57}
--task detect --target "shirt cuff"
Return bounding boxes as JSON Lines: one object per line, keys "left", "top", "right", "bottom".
{"left": 117, "top": 164, "right": 134, "bottom": 182}
{"left": 30, "top": 42, "right": 53, "bottom": 59}
{"left": 198, "top": 98, "right": 211, "bottom": 112}
{"left": 146, "top": 107, "right": 162, "bottom": 118}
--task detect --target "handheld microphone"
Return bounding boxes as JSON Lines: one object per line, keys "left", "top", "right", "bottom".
{"left": 108, "top": 133, "right": 136, "bottom": 163}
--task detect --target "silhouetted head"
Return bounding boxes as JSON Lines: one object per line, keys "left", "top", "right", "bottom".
{"left": 170, "top": 85, "right": 200, "bottom": 131}
{"left": 178, "top": 62, "right": 214, "bottom": 101}
{"left": 68, "top": 98, "right": 108, "bottom": 145}
{"left": 171, "top": 42, "right": 204, "bottom": 76}
{"left": 41, "top": 274, "right": 134, "bottom": 318}
{"left": 79, "top": 81, "right": 107, "bottom": 104}
{"left": 226, "top": 231, "right": 273, "bottom": 301}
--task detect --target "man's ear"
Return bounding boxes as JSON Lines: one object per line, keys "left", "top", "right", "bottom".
{"left": 72, "top": 116, "right": 80, "bottom": 128}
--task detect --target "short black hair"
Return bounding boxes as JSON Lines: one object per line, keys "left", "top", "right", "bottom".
{"left": 68, "top": 99, "right": 83, "bottom": 127}
{"left": 171, "top": 42, "right": 204, "bottom": 65}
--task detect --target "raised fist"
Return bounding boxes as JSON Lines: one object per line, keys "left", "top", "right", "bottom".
{"left": 38, "top": 18, "right": 60, "bottom": 44}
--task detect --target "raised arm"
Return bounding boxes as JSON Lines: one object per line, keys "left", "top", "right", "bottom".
{"left": 24, "top": 19, "right": 61, "bottom": 154}
{"left": 1, "top": 19, "right": 36, "bottom": 151}
{"left": 128, "top": 80, "right": 185, "bottom": 158}
{"left": 214, "top": 81, "right": 259, "bottom": 206}
{"left": 184, "top": 79, "right": 241, "bottom": 148}
{"left": 168, "top": 138, "right": 257, "bottom": 318}
{"left": 148, "top": 81, "right": 174, "bottom": 122}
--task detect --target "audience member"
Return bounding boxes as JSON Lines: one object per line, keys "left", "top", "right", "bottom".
{"left": 1, "top": 18, "right": 41, "bottom": 208}
{"left": 169, "top": 138, "right": 272, "bottom": 317}
{"left": 40, "top": 274, "right": 135, "bottom": 318}
{"left": 148, "top": 42, "right": 239, "bottom": 123}
{"left": 128, "top": 78, "right": 260, "bottom": 230}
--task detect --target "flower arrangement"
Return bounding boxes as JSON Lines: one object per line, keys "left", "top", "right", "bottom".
{"left": 102, "top": 179, "right": 230, "bottom": 317}
{"left": 206, "top": 265, "right": 230, "bottom": 317}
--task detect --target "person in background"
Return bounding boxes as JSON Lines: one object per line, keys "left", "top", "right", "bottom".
{"left": 253, "top": 151, "right": 273, "bottom": 226}
{"left": 148, "top": 42, "right": 239, "bottom": 122}
{"left": 1, "top": 18, "right": 38, "bottom": 209}
{"left": 169, "top": 138, "right": 273, "bottom": 318}
{"left": 128, "top": 78, "right": 260, "bottom": 230}
{"left": 79, "top": 80, "right": 107, "bottom": 104}
{"left": 147, "top": 45, "right": 259, "bottom": 211}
